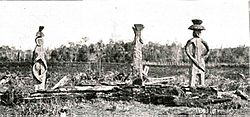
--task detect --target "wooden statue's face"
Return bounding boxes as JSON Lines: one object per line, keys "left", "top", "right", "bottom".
{"left": 36, "top": 38, "right": 44, "bottom": 46}
{"left": 193, "top": 30, "right": 202, "bottom": 38}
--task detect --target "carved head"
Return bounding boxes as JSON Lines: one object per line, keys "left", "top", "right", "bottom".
{"left": 133, "top": 24, "right": 144, "bottom": 36}
{"left": 188, "top": 19, "right": 205, "bottom": 38}
{"left": 35, "top": 38, "right": 44, "bottom": 46}
{"left": 39, "top": 26, "right": 44, "bottom": 32}
{"left": 193, "top": 30, "right": 202, "bottom": 38}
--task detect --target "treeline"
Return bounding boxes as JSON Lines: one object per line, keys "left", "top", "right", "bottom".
{"left": 0, "top": 39, "right": 249, "bottom": 64}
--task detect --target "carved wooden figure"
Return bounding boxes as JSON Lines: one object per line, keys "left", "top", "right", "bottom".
{"left": 185, "top": 19, "right": 209, "bottom": 87}
{"left": 32, "top": 26, "right": 47, "bottom": 91}
{"left": 132, "top": 24, "right": 144, "bottom": 80}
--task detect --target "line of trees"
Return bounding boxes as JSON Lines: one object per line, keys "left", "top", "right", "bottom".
{"left": 0, "top": 39, "right": 249, "bottom": 64}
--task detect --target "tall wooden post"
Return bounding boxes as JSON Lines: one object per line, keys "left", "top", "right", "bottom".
{"left": 185, "top": 19, "right": 209, "bottom": 87}
{"left": 32, "top": 26, "right": 47, "bottom": 91}
{"left": 132, "top": 24, "right": 144, "bottom": 80}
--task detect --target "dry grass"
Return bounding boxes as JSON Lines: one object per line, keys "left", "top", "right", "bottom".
{"left": 0, "top": 65, "right": 249, "bottom": 116}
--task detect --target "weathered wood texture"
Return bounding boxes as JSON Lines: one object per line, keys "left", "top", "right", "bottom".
{"left": 185, "top": 19, "right": 209, "bottom": 87}
{"left": 32, "top": 26, "right": 47, "bottom": 91}
{"left": 132, "top": 24, "right": 144, "bottom": 80}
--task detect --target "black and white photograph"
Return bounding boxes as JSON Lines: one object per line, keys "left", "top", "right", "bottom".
{"left": 0, "top": 0, "right": 249, "bottom": 116}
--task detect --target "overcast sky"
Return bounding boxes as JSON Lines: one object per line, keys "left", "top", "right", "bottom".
{"left": 0, "top": 0, "right": 249, "bottom": 50}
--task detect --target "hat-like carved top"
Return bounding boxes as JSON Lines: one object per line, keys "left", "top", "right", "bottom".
{"left": 39, "top": 26, "right": 44, "bottom": 32}
{"left": 133, "top": 24, "right": 144, "bottom": 31}
{"left": 132, "top": 24, "right": 144, "bottom": 44}
{"left": 191, "top": 19, "right": 203, "bottom": 25}
{"left": 188, "top": 19, "right": 205, "bottom": 30}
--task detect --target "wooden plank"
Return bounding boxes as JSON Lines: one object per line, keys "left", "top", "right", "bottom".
{"left": 23, "top": 96, "right": 53, "bottom": 100}
{"left": 51, "top": 76, "right": 69, "bottom": 90}
{"left": 30, "top": 92, "right": 88, "bottom": 97}
{"left": 74, "top": 86, "right": 93, "bottom": 90}
{"left": 31, "top": 85, "right": 119, "bottom": 95}
{"left": 144, "top": 77, "right": 175, "bottom": 85}
{"left": 148, "top": 76, "right": 175, "bottom": 80}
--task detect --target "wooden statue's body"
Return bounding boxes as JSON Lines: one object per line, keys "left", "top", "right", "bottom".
{"left": 185, "top": 19, "right": 209, "bottom": 87}
{"left": 133, "top": 33, "right": 143, "bottom": 78}
{"left": 185, "top": 37, "right": 209, "bottom": 87}
{"left": 132, "top": 24, "right": 144, "bottom": 80}
{"left": 32, "top": 26, "right": 47, "bottom": 91}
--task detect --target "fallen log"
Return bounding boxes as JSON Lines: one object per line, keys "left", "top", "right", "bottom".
{"left": 31, "top": 85, "right": 119, "bottom": 96}
{"left": 51, "top": 76, "right": 69, "bottom": 90}
{"left": 234, "top": 90, "right": 249, "bottom": 100}
{"left": 217, "top": 90, "right": 249, "bottom": 100}
{"left": 29, "top": 92, "right": 94, "bottom": 98}
{"left": 23, "top": 96, "right": 53, "bottom": 100}
{"left": 200, "top": 98, "right": 232, "bottom": 105}
{"left": 150, "top": 94, "right": 178, "bottom": 106}
{"left": 75, "top": 85, "right": 119, "bottom": 91}
{"left": 144, "top": 77, "right": 175, "bottom": 85}
{"left": 217, "top": 91, "right": 237, "bottom": 98}
{"left": 176, "top": 97, "right": 233, "bottom": 107}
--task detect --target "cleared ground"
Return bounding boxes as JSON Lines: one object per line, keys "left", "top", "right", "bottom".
{"left": 0, "top": 63, "right": 249, "bottom": 116}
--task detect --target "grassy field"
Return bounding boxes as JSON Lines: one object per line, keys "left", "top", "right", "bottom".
{"left": 0, "top": 62, "right": 249, "bottom": 116}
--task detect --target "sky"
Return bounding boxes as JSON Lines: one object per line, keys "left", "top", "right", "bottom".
{"left": 0, "top": 0, "right": 249, "bottom": 50}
